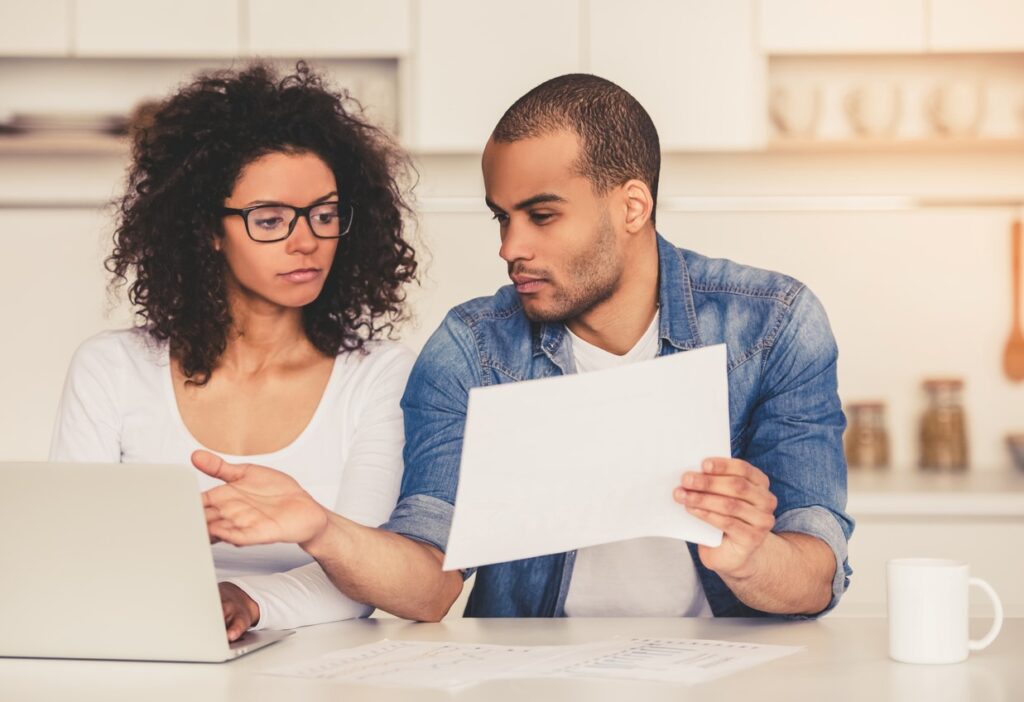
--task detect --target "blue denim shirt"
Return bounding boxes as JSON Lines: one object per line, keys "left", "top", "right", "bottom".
{"left": 384, "top": 234, "right": 853, "bottom": 618}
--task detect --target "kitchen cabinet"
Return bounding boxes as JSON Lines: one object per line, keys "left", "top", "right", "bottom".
{"left": 0, "top": 208, "right": 130, "bottom": 462}
{"left": 836, "top": 517, "right": 1024, "bottom": 617}
{"left": 760, "top": 0, "right": 927, "bottom": 54}
{"left": 589, "top": 0, "right": 764, "bottom": 151}
{"left": 75, "top": 0, "right": 240, "bottom": 57}
{"left": 0, "top": 0, "right": 70, "bottom": 57}
{"left": 832, "top": 472, "right": 1024, "bottom": 617}
{"left": 247, "top": 0, "right": 411, "bottom": 57}
{"left": 929, "top": 0, "right": 1024, "bottom": 52}
{"left": 410, "top": 0, "right": 581, "bottom": 152}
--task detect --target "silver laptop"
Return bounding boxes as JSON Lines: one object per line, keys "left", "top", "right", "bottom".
{"left": 0, "top": 462, "right": 292, "bottom": 662}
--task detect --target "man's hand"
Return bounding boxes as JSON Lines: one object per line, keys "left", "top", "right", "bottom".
{"left": 674, "top": 457, "right": 778, "bottom": 579}
{"left": 193, "top": 450, "right": 329, "bottom": 548}
{"left": 218, "top": 582, "right": 259, "bottom": 642}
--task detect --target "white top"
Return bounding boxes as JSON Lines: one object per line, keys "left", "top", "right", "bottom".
{"left": 48, "top": 328, "right": 414, "bottom": 631}
{"left": 563, "top": 312, "right": 713, "bottom": 617}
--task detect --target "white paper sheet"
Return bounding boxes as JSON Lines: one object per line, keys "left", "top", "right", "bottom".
{"left": 443, "top": 344, "right": 730, "bottom": 571}
{"left": 527, "top": 637, "right": 804, "bottom": 686}
{"left": 262, "top": 639, "right": 572, "bottom": 690}
{"left": 264, "top": 637, "right": 802, "bottom": 689}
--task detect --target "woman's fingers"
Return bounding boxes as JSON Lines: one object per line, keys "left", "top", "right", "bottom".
{"left": 219, "top": 583, "right": 253, "bottom": 642}
{"left": 226, "top": 617, "right": 247, "bottom": 642}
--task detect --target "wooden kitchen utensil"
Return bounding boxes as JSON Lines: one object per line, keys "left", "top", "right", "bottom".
{"left": 1003, "top": 216, "right": 1024, "bottom": 382}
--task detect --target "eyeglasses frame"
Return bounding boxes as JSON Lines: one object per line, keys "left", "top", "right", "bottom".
{"left": 220, "top": 200, "right": 354, "bottom": 243}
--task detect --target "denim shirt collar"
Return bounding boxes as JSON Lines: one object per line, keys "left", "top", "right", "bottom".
{"left": 533, "top": 233, "right": 704, "bottom": 369}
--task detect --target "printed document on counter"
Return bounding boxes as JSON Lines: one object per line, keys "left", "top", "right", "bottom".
{"left": 264, "top": 636, "right": 802, "bottom": 689}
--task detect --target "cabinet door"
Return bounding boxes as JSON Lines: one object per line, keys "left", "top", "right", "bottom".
{"left": 247, "top": 0, "right": 411, "bottom": 57}
{"left": 0, "top": 0, "right": 70, "bottom": 56}
{"left": 589, "top": 0, "right": 764, "bottom": 151}
{"left": 835, "top": 517, "right": 1024, "bottom": 618}
{"left": 411, "top": 0, "right": 581, "bottom": 152}
{"left": 929, "top": 0, "right": 1024, "bottom": 52}
{"left": 760, "top": 0, "right": 927, "bottom": 53}
{"left": 75, "top": 0, "right": 240, "bottom": 57}
{"left": 0, "top": 209, "right": 129, "bottom": 461}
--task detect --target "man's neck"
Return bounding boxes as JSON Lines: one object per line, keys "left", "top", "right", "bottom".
{"left": 566, "top": 237, "right": 659, "bottom": 356}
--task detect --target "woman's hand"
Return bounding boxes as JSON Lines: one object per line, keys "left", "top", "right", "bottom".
{"left": 192, "top": 450, "right": 330, "bottom": 548}
{"left": 218, "top": 582, "right": 259, "bottom": 642}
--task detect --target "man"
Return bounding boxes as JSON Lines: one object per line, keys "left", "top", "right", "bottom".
{"left": 196, "top": 74, "right": 852, "bottom": 623}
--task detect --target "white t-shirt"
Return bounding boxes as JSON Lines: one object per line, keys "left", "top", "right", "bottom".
{"left": 49, "top": 328, "right": 414, "bottom": 630}
{"left": 563, "top": 312, "right": 713, "bottom": 617}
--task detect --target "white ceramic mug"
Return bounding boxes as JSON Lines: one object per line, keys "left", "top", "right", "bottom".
{"left": 887, "top": 558, "right": 1003, "bottom": 664}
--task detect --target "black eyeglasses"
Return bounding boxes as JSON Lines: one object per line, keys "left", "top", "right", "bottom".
{"left": 220, "top": 201, "right": 354, "bottom": 243}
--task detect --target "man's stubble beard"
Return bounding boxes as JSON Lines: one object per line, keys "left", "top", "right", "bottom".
{"left": 521, "top": 209, "right": 622, "bottom": 324}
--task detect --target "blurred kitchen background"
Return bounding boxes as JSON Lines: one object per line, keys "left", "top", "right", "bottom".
{"left": 1, "top": 0, "right": 1022, "bottom": 617}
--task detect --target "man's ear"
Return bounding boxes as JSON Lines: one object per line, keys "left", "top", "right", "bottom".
{"left": 622, "top": 179, "right": 654, "bottom": 234}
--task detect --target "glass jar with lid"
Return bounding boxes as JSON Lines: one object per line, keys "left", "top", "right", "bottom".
{"left": 919, "top": 378, "right": 969, "bottom": 472}
{"left": 844, "top": 401, "right": 890, "bottom": 470}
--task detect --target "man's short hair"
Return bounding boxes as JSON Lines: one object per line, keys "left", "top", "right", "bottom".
{"left": 491, "top": 73, "right": 660, "bottom": 221}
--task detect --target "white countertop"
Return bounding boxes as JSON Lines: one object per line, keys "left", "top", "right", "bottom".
{"left": 1, "top": 617, "right": 1019, "bottom": 702}
{"left": 847, "top": 470, "right": 1024, "bottom": 517}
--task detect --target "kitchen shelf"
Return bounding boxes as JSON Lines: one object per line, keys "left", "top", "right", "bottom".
{"left": 847, "top": 470, "right": 1024, "bottom": 517}
{"left": 0, "top": 133, "right": 128, "bottom": 156}
{"left": 767, "top": 137, "right": 1024, "bottom": 153}
{"left": 5, "top": 130, "right": 1024, "bottom": 160}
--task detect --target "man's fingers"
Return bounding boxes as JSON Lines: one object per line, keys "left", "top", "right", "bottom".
{"left": 206, "top": 501, "right": 266, "bottom": 535}
{"left": 204, "top": 503, "right": 245, "bottom": 543}
{"left": 696, "top": 458, "right": 771, "bottom": 488}
{"left": 208, "top": 520, "right": 247, "bottom": 545}
{"left": 205, "top": 498, "right": 242, "bottom": 521}
{"left": 201, "top": 484, "right": 244, "bottom": 510}
{"left": 208, "top": 519, "right": 270, "bottom": 546}
{"left": 205, "top": 505, "right": 225, "bottom": 542}
{"left": 686, "top": 507, "right": 760, "bottom": 545}
{"left": 677, "top": 490, "right": 775, "bottom": 531}
{"left": 192, "top": 450, "right": 248, "bottom": 483}
{"left": 678, "top": 473, "right": 777, "bottom": 512}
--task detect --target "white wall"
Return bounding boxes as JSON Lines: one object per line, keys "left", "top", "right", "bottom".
{"left": 662, "top": 209, "right": 1019, "bottom": 472}
{"left": 3, "top": 150, "right": 1022, "bottom": 474}
{"left": 400, "top": 212, "right": 1022, "bottom": 473}
{"left": 400, "top": 150, "right": 1024, "bottom": 472}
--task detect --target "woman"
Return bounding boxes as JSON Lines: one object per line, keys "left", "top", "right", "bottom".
{"left": 49, "top": 62, "right": 418, "bottom": 640}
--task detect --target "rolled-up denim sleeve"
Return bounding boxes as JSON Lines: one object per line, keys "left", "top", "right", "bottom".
{"left": 380, "top": 310, "right": 482, "bottom": 579}
{"left": 774, "top": 506, "right": 850, "bottom": 616}
{"left": 742, "top": 285, "right": 854, "bottom": 617}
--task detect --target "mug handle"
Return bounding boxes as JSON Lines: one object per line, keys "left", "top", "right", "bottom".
{"left": 968, "top": 577, "right": 1004, "bottom": 651}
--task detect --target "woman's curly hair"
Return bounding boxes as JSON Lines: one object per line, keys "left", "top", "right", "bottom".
{"left": 108, "top": 61, "right": 417, "bottom": 384}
